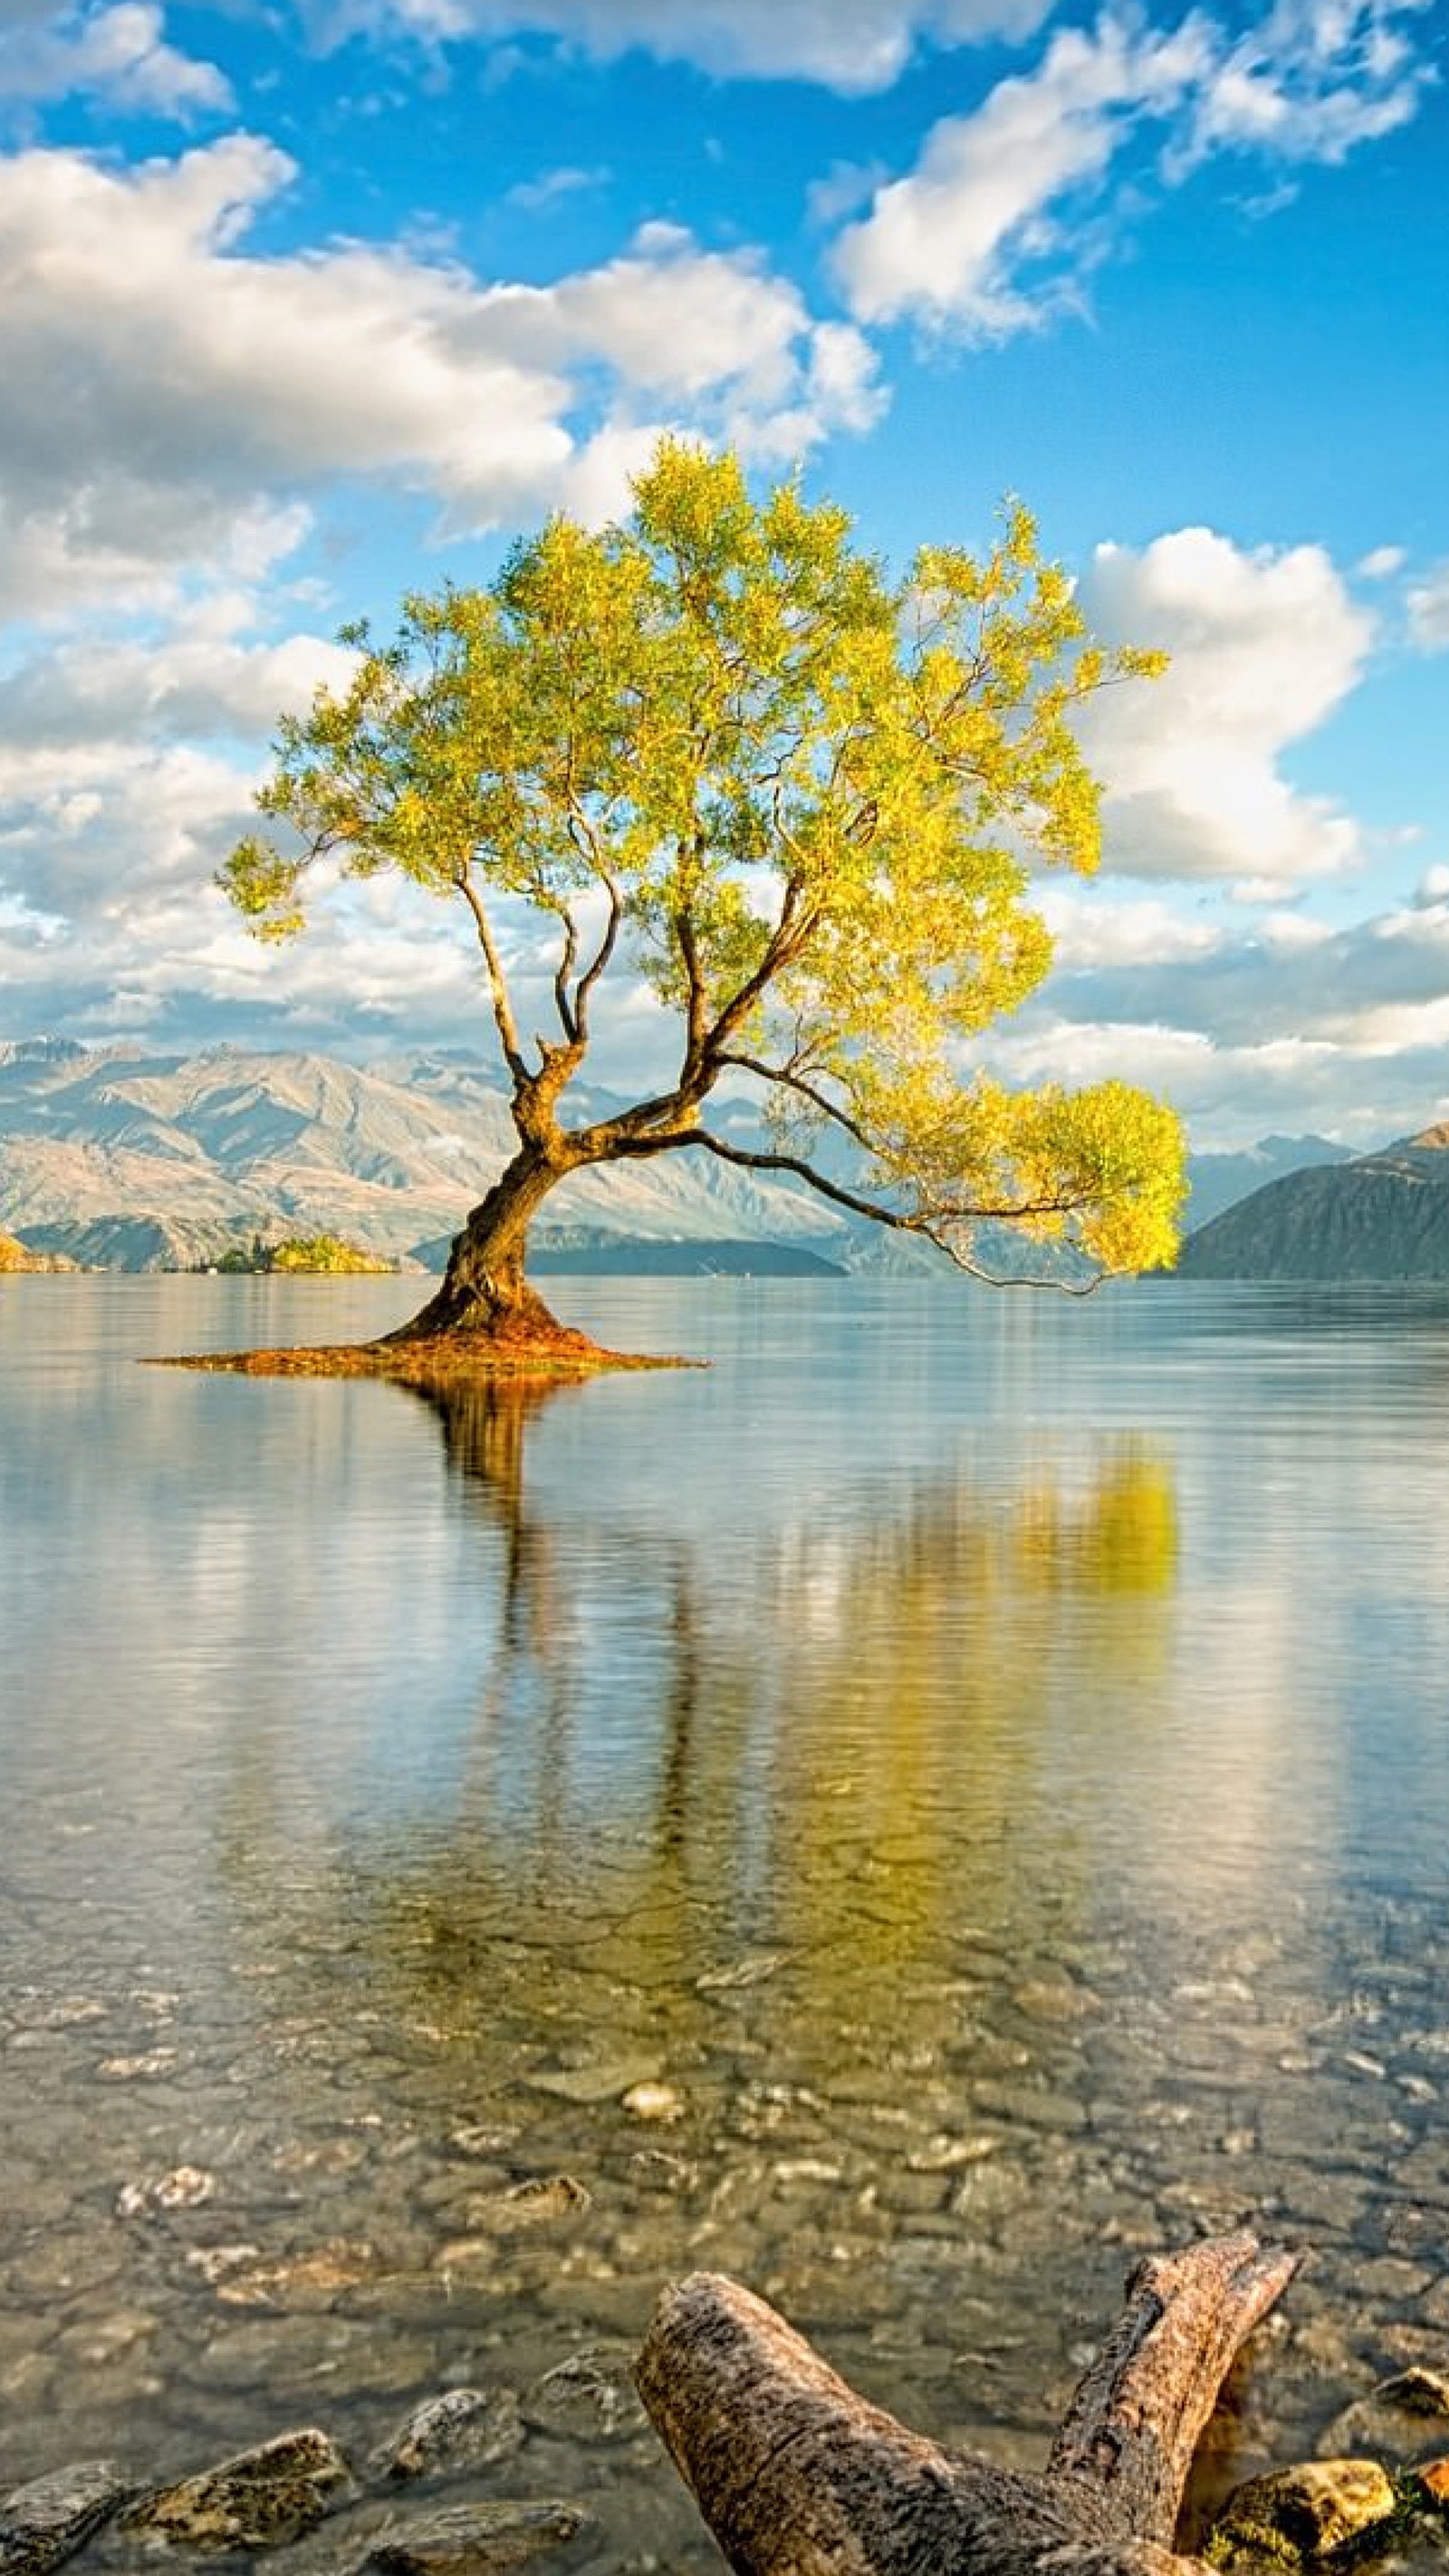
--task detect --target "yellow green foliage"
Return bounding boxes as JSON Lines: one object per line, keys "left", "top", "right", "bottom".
{"left": 268, "top": 1235, "right": 392, "bottom": 1274}
{"left": 216, "top": 1235, "right": 393, "bottom": 1274}
{"left": 224, "top": 442, "right": 1185, "bottom": 1283}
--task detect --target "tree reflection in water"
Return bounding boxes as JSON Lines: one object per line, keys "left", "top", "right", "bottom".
{"left": 378, "top": 1372, "right": 1179, "bottom": 2017}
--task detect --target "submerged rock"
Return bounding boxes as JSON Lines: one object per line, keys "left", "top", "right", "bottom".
{"left": 1377, "top": 2365, "right": 1449, "bottom": 2416}
{"left": 457, "top": 2178, "right": 590, "bottom": 2236}
{"left": 619, "top": 2082, "right": 685, "bottom": 2123}
{"left": 115, "top": 2168, "right": 216, "bottom": 2219}
{"left": 1211, "top": 2458, "right": 1397, "bottom": 2563}
{"left": 359, "top": 2502, "right": 589, "bottom": 2576}
{"left": 369, "top": 2391, "right": 523, "bottom": 2485}
{"left": 215, "top": 2243, "right": 378, "bottom": 2310}
{"left": 1320, "top": 2363, "right": 1449, "bottom": 2465}
{"left": 521, "top": 2348, "right": 645, "bottom": 2442}
{"left": 120, "top": 2428, "right": 358, "bottom": 2552}
{"left": 0, "top": 2463, "right": 133, "bottom": 2576}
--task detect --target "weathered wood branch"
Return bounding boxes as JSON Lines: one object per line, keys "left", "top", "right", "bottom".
{"left": 634, "top": 2233, "right": 1300, "bottom": 2576}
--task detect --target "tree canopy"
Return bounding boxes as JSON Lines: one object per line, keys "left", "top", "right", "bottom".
{"left": 223, "top": 442, "right": 1185, "bottom": 1343}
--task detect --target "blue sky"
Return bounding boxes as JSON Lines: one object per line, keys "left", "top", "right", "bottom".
{"left": 0, "top": 0, "right": 1445, "bottom": 1146}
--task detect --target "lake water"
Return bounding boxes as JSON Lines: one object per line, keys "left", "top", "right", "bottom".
{"left": 5, "top": 1274, "right": 1449, "bottom": 2566}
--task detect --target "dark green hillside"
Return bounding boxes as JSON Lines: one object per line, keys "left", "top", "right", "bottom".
{"left": 1179, "top": 1127, "right": 1449, "bottom": 1279}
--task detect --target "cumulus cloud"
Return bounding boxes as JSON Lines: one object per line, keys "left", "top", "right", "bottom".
{"left": 318, "top": 0, "right": 1056, "bottom": 93}
{"left": 980, "top": 894, "right": 1449, "bottom": 1146}
{"left": 0, "top": 585, "right": 494, "bottom": 1053}
{"left": 1078, "top": 527, "right": 1375, "bottom": 893}
{"left": 833, "top": 0, "right": 1435, "bottom": 332}
{"left": 0, "top": 133, "right": 882, "bottom": 616}
{"left": 0, "top": 0, "right": 232, "bottom": 115}
{"left": 1040, "top": 903, "right": 1449, "bottom": 1052}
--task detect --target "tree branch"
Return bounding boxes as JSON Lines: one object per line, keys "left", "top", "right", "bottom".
{"left": 454, "top": 870, "right": 530, "bottom": 1083}
{"left": 678, "top": 913, "right": 709, "bottom": 1063}
{"left": 1047, "top": 2238, "right": 1302, "bottom": 2551}
{"left": 552, "top": 905, "right": 581, "bottom": 1044}
{"left": 565, "top": 872, "right": 622, "bottom": 1047}
{"left": 609, "top": 1128, "right": 1111, "bottom": 1294}
{"left": 713, "top": 1052, "right": 878, "bottom": 1156}
{"left": 703, "top": 878, "right": 812, "bottom": 1062}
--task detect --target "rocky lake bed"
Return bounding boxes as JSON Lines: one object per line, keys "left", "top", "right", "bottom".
{"left": 10, "top": 1279, "right": 1449, "bottom": 2569}
{"left": 10, "top": 1888, "right": 1449, "bottom": 2571}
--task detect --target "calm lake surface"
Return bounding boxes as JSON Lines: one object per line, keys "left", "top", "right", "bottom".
{"left": 5, "top": 1274, "right": 1449, "bottom": 2564}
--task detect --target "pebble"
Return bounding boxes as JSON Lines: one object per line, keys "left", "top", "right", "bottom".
{"left": 696, "top": 1955, "right": 787, "bottom": 1993}
{"left": 463, "top": 2178, "right": 591, "bottom": 2235}
{"left": 906, "top": 2134, "right": 999, "bottom": 2173}
{"left": 115, "top": 2168, "right": 216, "bottom": 2218}
{"left": 215, "top": 2244, "right": 379, "bottom": 2310}
{"left": 620, "top": 2083, "right": 685, "bottom": 2123}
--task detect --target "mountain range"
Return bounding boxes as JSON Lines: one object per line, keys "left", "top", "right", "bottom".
{"left": 0, "top": 1036, "right": 1421, "bottom": 1279}
{"left": 0, "top": 1038, "right": 897, "bottom": 1274}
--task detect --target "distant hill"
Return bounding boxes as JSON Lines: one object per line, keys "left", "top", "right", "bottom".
{"left": 1178, "top": 1125, "right": 1449, "bottom": 1279}
{"left": 1182, "top": 1133, "right": 1354, "bottom": 1230}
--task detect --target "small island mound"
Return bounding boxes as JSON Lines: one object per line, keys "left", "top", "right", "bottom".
{"left": 207, "top": 1233, "right": 398, "bottom": 1275}
{"left": 164, "top": 1318, "right": 684, "bottom": 1384}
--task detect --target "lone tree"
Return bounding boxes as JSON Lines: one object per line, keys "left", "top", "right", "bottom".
{"left": 223, "top": 444, "right": 1185, "bottom": 1355}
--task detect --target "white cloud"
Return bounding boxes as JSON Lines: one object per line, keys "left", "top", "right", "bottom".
{"left": 1185, "top": 908, "right": 1449, "bottom": 1049}
{"left": 0, "top": 134, "right": 881, "bottom": 616}
{"left": 504, "top": 161, "right": 609, "bottom": 213}
{"left": 0, "top": 623, "right": 357, "bottom": 763}
{"left": 835, "top": 14, "right": 1207, "bottom": 332}
{"left": 1079, "top": 527, "right": 1375, "bottom": 893}
{"left": 1357, "top": 544, "right": 1406, "bottom": 580}
{"left": 1035, "top": 883, "right": 1224, "bottom": 969}
{"left": 984, "top": 890, "right": 1449, "bottom": 1130}
{"left": 318, "top": 0, "right": 1057, "bottom": 93}
{"left": 0, "top": 1, "right": 232, "bottom": 115}
{"left": 1178, "top": 0, "right": 1435, "bottom": 171}
{"left": 832, "top": 1, "right": 1435, "bottom": 332}
{"left": 1406, "top": 563, "right": 1449, "bottom": 651}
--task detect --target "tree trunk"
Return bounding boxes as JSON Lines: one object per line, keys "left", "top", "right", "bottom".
{"left": 633, "top": 2235, "right": 1300, "bottom": 2576}
{"left": 383, "top": 1149, "right": 590, "bottom": 1350}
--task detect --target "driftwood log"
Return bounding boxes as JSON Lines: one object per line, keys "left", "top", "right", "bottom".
{"left": 634, "top": 2231, "right": 1300, "bottom": 2575}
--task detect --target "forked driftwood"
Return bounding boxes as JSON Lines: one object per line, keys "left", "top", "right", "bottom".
{"left": 634, "top": 2232, "right": 1300, "bottom": 2576}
